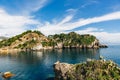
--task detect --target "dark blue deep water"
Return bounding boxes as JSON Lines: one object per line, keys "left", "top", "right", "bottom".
{"left": 0, "top": 45, "right": 120, "bottom": 80}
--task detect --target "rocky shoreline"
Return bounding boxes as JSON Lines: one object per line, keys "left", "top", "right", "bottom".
{"left": 32, "top": 39, "right": 108, "bottom": 50}
{"left": 53, "top": 59, "right": 120, "bottom": 80}
{"left": 0, "top": 44, "right": 107, "bottom": 53}
{"left": 0, "top": 38, "right": 108, "bottom": 53}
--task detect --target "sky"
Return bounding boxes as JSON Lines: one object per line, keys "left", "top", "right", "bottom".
{"left": 0, "top": 0, "right": 120, "bottom": 45}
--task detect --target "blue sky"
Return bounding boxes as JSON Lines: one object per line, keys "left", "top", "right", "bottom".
{"left": 0, "top": 0, "right": 120, "bottom": 44}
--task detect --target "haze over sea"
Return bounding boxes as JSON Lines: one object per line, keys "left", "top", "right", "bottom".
{"left": 0, "top": 45, "right": 120, "bottom": 80}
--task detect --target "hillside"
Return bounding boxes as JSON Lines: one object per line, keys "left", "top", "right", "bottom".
{"left": 0, "top": 30, "right": 49, "bottom": 50}
{"left": 0, "top": 30, "right": 107, "bottom": 51}
{"left": 54, "top": 59, "right": 120, "bottom": 80}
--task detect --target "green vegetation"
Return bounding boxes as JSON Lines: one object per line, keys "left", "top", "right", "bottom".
{"left": 0, "top": 30, "right": 43, "bottom": 48}
{"left": 33, "top": 30, "right": 43, "bottom": 36}
{"left": 16, "top": 39, "right": 37, "bottom": 49}
{"left": 49, "top": 32, "right": 96, "bottom": 47}
{"left": 67, "top": 60, "right": 120, "bottom": 80}
{"left": 0, "top": 30, "right": 97, "bottom": 49}
{"left": 41, "top": 40, "right": 56, "bottom": 47}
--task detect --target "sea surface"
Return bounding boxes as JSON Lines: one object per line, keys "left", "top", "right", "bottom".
{"left": 0, "top": 45, "right": 120, "bottom": 80}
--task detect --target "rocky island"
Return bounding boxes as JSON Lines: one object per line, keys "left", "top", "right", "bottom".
{"left": 54, "top": 59, "right": 120, "bottom": 80}
{"left": 0, "top": 30, "right": 107, "bottom": 52}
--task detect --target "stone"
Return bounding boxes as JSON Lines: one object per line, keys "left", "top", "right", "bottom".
{"left": 2, "top": 72, "right": 14, "bottom": 79}
{"left": 53, "top": 61, "right": 73, "bottom": 80}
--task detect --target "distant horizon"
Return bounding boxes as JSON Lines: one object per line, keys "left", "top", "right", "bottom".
{"left": 0, "top": 0, "right": 120, "bottom": 44}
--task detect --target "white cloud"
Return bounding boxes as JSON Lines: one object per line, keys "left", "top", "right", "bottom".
{"left": 0, "top": 8, "right": 39, "bottom": 37}
{"left": 76, "top": 28, "right": 120, "bottom": 45}
{"left": 1, "top": 0, "right": 49, "bottom": 15}
{"left": 75, "top": 27, "right": 100, "bottom": 33}
{"left": 81, "top": 0, "right": 99, "bottom": 8}
{"left": 30, "top": 0, "right": 48, "bottom": 11}
{"left": 38, "top": 15, "right": 74, "bottom": 35}
{"left": 63, "top": 11, "right": 120, "bottom": 30}
{"left": 37, "top": 11, "right": 120, "bottom": 44}
{"left": 66, "top": 8, "right": 78, "bottom": 14}
{"left": 38, "top": 11, "right": 120, "bottom": 35}
{"left": 21, "top": 0, "right": 49, "bottom": 15}
{"left": 57, "top": 15, "right": 73, "bottom": 25}
{"left": 0, "top": 0, "right": 49, "bottom": 36}
{"left": 94, "top": 32, "right": 120, "bottom": 45}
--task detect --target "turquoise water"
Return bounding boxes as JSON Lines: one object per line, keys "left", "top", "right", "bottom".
{"left": 0, "top": 45, "right": 120, "bottom": 80}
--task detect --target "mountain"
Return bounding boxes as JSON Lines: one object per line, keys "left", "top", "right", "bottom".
{"left": 54, "top": 59, "right": 120, "bottom": 80}
{"left": 0, "top": 30, "right": 107, "bottom": 51}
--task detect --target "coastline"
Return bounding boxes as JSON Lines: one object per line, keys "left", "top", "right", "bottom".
{"left": 0, "top": 44, "right": 108, "bottom": 53}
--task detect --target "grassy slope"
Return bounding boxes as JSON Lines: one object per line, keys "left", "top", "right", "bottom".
{"left": 67, "top": 60, "right": 120, "bottom": 80}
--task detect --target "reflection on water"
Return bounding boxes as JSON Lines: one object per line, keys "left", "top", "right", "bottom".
{"left": 0, "top": 49, "right": 100, "bottom": 80}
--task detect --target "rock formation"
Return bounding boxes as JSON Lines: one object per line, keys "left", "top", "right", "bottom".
{"left": 49, "top": 33, "right": 107, "bottom": 49}
{"left": 53, "top": 60, "right": 120, "bottom": 80}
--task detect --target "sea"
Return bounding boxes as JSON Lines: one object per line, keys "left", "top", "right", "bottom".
{"left": 0, "top": 45, "right": 120, "bottom": 80}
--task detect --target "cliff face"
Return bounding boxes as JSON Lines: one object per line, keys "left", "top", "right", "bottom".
{"left": 49, "top": 32, "right": 107, "bottom": 49}
{"left": 54, "top": 60, "right": 120, "bottom": 80}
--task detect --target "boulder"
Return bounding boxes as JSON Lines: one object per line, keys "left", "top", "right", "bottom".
{"left": 53, "top": 61, "right": 73, "bottom": 80}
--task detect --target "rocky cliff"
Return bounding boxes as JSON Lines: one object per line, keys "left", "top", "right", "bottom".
{"left": 49, "top": 32, "right": 107, "bottom": 49}
{"left": 54, "top": 59, "right": 120, "bottom": 80}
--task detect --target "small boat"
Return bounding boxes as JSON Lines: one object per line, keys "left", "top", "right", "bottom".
{"left": 1, "top": 72, "right": 14, "bottom": 79}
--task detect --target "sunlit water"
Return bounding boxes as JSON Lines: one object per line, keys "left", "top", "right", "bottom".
{"left": 0, "top": 45, "right": 120, "bottom": 80}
